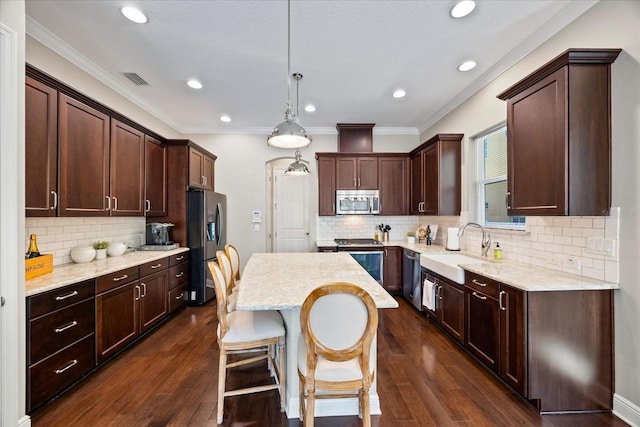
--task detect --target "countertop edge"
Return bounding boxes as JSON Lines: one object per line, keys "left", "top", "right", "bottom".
{"left": 25, "top": 247, "right": 190, "bottom": 297}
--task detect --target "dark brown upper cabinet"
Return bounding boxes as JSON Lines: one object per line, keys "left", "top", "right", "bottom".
{"left": 58, "top": 93, "right": 110, "bottom": 216}
{"left": 109, "top": 120, "right": 145, "bottom": 216}
{"left": 25, "top": 76, "right": 58, "bottom": 217}
{"left": 336, "top": 156, "right": 378, "bottom": 190}
{"left": 317, "top": 155, "right": 336, "bottom": 216}
{"left": 409, "top": 134, "right": 462, "bottom": 216}
{"left": 497, "top": 48, "right": 621, "bottom": 216}
{"left": 144, "top": 135, "right": 168, "bottom": 216}
{"left": 188, "top": 146, "right": 215, "bottom": 191}
{"left": 336, "top": 123, "right": 375, "bottom": 152}
{"left": 378, "top": 156, "right": 408, "bottom": 215}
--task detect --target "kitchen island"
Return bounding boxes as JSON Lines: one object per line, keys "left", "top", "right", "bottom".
{"left": 236, "top": 252, "right": 398, "bottom": 419}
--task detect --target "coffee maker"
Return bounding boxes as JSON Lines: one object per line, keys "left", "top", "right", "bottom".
{"left": 145, "top": 223, "right": 175, "bottom": 246}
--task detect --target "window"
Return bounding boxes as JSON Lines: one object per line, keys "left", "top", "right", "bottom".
{"left": 476, "top": 126, "right": 525, "bottom": 229}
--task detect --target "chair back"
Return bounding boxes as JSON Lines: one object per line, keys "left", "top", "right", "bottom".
{"left": 216, "top": 250, "right": 235, "bottom": 295}
{"left": 300, "top": 282, "right": 378, "bottom": 380}
{"left": 225, "top": 244, "right": 241, "bottom": 282}
{"left": 207, "top": 260, "right": 230, "bottom": 337}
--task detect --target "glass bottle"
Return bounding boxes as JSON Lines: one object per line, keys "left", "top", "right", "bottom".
{"left": 26, "top": 234, "right": 41, "bottom": 259}
{"left": 426, "top": 226, "right": 432, "bottom": 245}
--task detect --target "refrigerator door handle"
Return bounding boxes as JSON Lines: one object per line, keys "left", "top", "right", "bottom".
{"left": 216, "top": 202, "right": 224, "bottom": 245}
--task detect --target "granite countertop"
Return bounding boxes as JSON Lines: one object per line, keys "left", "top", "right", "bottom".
{"left": 237, "top": 252, "right": 399, "bottom": 311}
{"left": 316, "top": 240, "right": 619, "bottom": 292}
{"left": 25, "top": 247, "right": 190, "bottom": 297}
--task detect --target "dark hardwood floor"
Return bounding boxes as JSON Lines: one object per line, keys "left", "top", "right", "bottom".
{"left": 31, "top": 297, "right": 628, "bottom": 426}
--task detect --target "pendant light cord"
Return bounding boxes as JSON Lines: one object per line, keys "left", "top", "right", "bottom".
{"left": 286, "top": 0, "right": 292, "bottom": 112}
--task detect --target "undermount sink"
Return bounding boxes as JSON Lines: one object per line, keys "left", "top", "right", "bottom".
{"left": 420, "top": 253, "right": 488, "bottom": 285}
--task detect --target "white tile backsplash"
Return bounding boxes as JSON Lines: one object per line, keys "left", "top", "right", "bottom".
{"left": 26, "top": 217, "right": 146, "bottom": 266}
{"left": 317, "top": 208, "right": 620, "bottom": 284}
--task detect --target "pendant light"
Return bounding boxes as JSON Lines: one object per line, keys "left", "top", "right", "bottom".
{"left": 267, "top": 0, "right": 312, "bottom": 149}
{"left": 285, "top": 149, "right": 310, "bottom": 176}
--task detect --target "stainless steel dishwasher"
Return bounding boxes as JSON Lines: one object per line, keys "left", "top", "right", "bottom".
{"left": 402, "top": 249, "right": 423, "bottom": 311}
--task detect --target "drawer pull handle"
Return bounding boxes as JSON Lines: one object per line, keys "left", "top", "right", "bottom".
{"left": 175, "top": 272, "right": 184, "bottom": 278}
{"left": 55, "top": 290, "right": 79, "bottom": 301}
{"left": 113, "top": 274, "right": 129, "bottom": 282}
{"left": 55, "top": 359, "right": 78, "bottom": 374}
{"left": 472, "top": 291, "right": 487, "bottom": 300}
{"left": 175, "top": 293, "right": 184, "bottom": 300}
{"left": 176, "top": 256, "right": 184, "bottom": 261}
{"left": 150, "top": 263, "right": 162, "bottom": 269}
{"left": 471, "top": 279, "right": 487, "bottom": 287}
{"left": 54, "top": 321, "right": 78, "bottom": 333}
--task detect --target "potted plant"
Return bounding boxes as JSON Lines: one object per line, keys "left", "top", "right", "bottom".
{"left": 407, "top": 231, "right": 416, "bottom": 243}
{"left": 93, "top": 240, "right": 109, "bottom": 260}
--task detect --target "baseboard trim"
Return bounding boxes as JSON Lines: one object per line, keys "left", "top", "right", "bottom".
{"left": 18, "top": 415, "right": 31, "bottom": 427}
{"left": 613, "top": 393, "right": 640, "bottom": 427}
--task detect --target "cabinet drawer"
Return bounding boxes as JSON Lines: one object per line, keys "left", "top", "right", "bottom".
{"left": 28, "top": 279, "right": 95, "bottom": 319}
{"left": 140, "top": 257, "right": 168, "bottom": 276}
{"left": 170, "top": 252, "right": 189, "bottom": 266}
{"left": 465, "top": 271, "right": 499, "bottom": 299}
{"left": 96, "top": 266, "right": 139, "bottom": 293}
{"left": 168, "top": 284, "right": 188, "bottom": 314}
{"left": 28, "top": 334, "right": 95, "bottom": 411}
{"left": 29, "top": 298, "right": 95, "bottom": 365}
{"left": 169, "top": 262, "right": 189, "bottom": 290}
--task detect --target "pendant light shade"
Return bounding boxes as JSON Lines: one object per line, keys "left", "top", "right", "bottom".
{"left": 285, "top": 149, "right": 310, "bottom": 176}
{"left": 267, "top": 1, "right": 312, "bottom": 149}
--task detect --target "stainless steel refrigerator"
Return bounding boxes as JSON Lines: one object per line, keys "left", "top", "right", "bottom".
{"left": 187, "top": 189, "right": 226, "bottom": 305}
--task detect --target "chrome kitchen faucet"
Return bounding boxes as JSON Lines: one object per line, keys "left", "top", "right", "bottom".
{"left": 458, "top": 222, "right": 491, "bottom": 257}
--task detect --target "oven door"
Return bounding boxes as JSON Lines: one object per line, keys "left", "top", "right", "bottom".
{"left": 347, "top": 251, "right": 383, "bottom": 285}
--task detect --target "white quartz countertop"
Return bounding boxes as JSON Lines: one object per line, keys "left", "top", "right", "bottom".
{"left": 317, "top": 240, "right": 619, "bottom": 292}
{"left": 237, "top": 252, "right": 399, "bottom": 311}
{"left": 25, "top": 247, "right": 190, "bottom": 297}
{"left": 458, "top": 257, "right": 619, "bottom": 292}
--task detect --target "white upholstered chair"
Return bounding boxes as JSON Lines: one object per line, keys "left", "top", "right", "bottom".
{"left": 207, "top": 260, "right": 286, "bottom": 424}
{"left": 297, "top": 282, "right": 379, "bottom": 427}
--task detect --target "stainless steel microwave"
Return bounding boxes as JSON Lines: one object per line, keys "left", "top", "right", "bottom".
{"left": 336, "top": 190, "right": 380, "bottom": 215}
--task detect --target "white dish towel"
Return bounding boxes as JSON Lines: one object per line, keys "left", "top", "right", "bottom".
{"left": 422, "top": 278, "right": 437, "bottom": 311}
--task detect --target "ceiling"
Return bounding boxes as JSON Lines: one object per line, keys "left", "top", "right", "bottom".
{"left": 25, "top": 1, "right": 597, "bottom": 136}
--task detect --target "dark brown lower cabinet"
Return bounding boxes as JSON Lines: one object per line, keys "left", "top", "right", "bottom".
{"left": 26, "top": 280, "right": 96, "bottom": 412}
{"left": 499, "top": 284, "right": 526, "bottom": 395}
{"left": 96, "top": 281, "right": 139, "bottom": 363}
{"left": 462, "top": 269, "right": 612, "bottom": 413}
{"left": 424, "top": 270, "right": 465, "bottom": 343}
{"left": 383, "top": 246, "right": 402, "bottom": 292}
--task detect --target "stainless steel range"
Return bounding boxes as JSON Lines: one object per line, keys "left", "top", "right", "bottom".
{"left": 334, "top": 238, "right": 383, "bottom": 284}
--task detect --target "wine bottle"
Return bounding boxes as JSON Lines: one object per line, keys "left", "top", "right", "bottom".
{"left": 26, "top": 234, "right": 41, "bottom": 259}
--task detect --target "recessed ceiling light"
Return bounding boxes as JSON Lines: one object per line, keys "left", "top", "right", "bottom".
{"left": 187, "top": 80, "right": 203, "bottom": 89}
{"left": 220, "top": 115, "right": 231, "bottom": 123}
{"left": 451, "top": 1, "right": 476, "bottom": 18}
{"left": 305, "top": 104, "right": 316, "bottom": 113}
{"left": 393, "top": 89, "right": 406, "bottom": 98}
{"left": 121, "top": 6, "right": 148, "bottom": 24}
{"left": 458, "top": 60, "right": 477, "bottom": 72}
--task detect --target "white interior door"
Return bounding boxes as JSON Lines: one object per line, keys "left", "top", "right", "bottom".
{"left": 273, "top": 165, "right": 310, "bottom": 252}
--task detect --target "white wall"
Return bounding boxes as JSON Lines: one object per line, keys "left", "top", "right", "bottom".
{"left": 0, "top": 0, "right": 27, "bottom": 425}
{"left": 420, "top": 1, "right": 640, "bottom": 423}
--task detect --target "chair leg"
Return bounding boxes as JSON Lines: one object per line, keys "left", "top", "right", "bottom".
{"left": 306, "top": 389, "right": 315, "bottom": 427}
{"left": 217, "top": 348, "right": 227, "bottom": 424}
{"left": 267, "top": 343, "right": 274, "bottom": 374}
{"left": 278, "top": 336, "right": 286, "bottom": 412}
{"left": 361, "top": 388, "right": 371, "bottom": 427}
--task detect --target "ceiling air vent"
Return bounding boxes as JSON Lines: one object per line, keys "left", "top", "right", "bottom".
{"left": 123, "top": 72, "right": 149, "bottom": 86}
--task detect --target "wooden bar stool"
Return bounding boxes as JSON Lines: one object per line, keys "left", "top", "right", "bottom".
{"left": 207, "top": 260, "right": 286, "bottom": 424}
